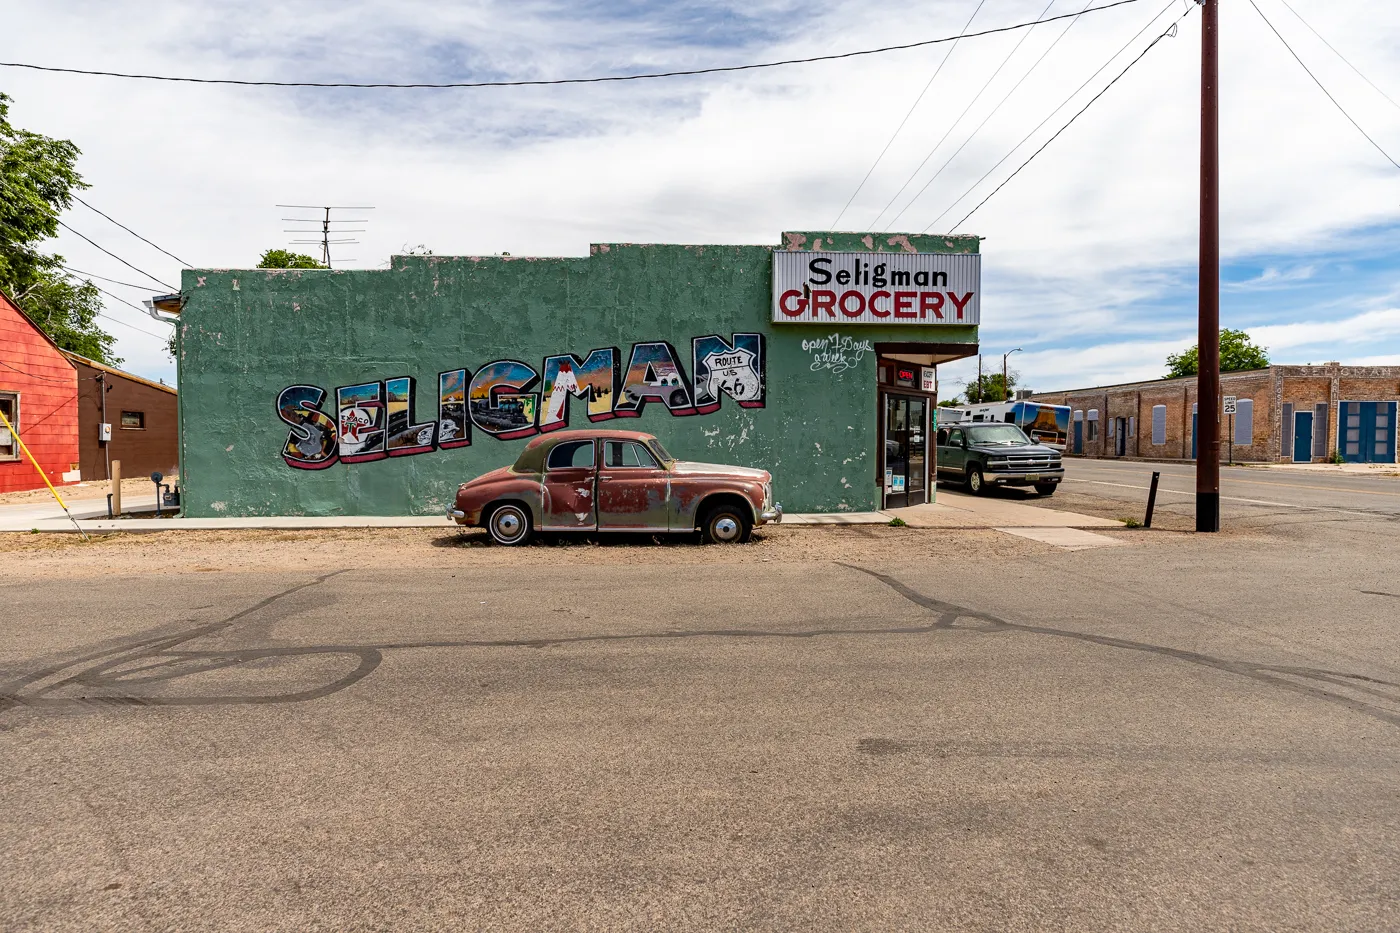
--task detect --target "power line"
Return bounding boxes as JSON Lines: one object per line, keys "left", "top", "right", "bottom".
{"left": 0, "top": 0, "right": 1146, "bottom": 90}
{"left": 829, "top": 0, "right": 989, "bottom": 228}
{"left": 90, "top": 286, "right": 172, "bottom": 332}
{"left": 883, "top": 0, "right": 1095, "bottom": 230}
{"left": 923, "top": 0, "right": 1180, "bottom": 232}
{"left": 875, "top": 0, "right": 1061, "bottom": 229}
{"left": 1274, "top": 0, "right": 1400, "bottom": 113}
{"left": 0, "top": 358, "right": 75, "bottom": 385}
{"left": 55, "top": 220, "right": 177, "bottom": 291}
{"left": 72, "top": 196, "right": 190, "bottom": 265}
{"left": 947, "top": 6, "right": 1193, "bottom": 231}
{"left": 1247, "top": 0, "right": 1400, "bottom": 170}
{"left": 52, "top": 270, "right": 175, "bottom": 340}
{"left": 60, "top": 266, "right": 164, "bottom": 292}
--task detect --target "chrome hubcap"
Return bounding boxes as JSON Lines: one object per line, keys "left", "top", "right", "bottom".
{"left": 492, "top": 508, "right": 524, "bottom": 542}
{"left": 713, "top": 516, "right": 740, "bottom": 542}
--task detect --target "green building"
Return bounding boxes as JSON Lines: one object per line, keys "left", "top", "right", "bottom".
{"left": 173, "top": 231, "right": 980, "bottom": 517}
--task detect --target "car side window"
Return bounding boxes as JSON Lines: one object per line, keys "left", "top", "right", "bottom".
{"left": 626, "top": 443, "right": 659, "bottom": 468}
{"left": 547, "top": 440, "right": 593, "bottom": 470}
{"left": 936, "top": 428, "right": 948, "bottom": 446}
{"left": 948, "top": 429, "right": 964, "bottom": 447}
{"left": 605, "top": 441, "right": 660, "bottom": 468}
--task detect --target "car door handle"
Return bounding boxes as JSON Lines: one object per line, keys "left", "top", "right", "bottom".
{"left": 598, "top": 474, "right": 614, "bottom": 481}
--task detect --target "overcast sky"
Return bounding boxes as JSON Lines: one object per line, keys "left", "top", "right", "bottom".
{"left": 7, "top": 0, "right": 1399, "bottom": 394}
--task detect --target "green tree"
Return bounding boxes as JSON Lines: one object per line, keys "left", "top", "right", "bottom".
{"left": 1165, "top": 328, "right": 1270, "bottom": 378}
{"left": 938, "top": 397, "right": 963, "bottom": 407}
{"left": 964, "top": 371, "right": 1019, "bottom": 403}
{"left": 0, "top": 92, "right": 120, "bottom": 363}
{"left": 19, "top": 275, "right": 119, "bottom": 364}
{"left": 258, "top": 249, "right": 324, "bottom": 269}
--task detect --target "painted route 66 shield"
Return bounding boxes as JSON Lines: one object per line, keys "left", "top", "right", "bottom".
{"left": 702, "top": 347, "right": 760, "bottom": 401}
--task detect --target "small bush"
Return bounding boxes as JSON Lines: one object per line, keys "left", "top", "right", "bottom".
{"left": 1327, "top": 449, "right": 1345, "bottom": 465}
{"left": 888, "top": 517, "right": 908, "bottom": 527}
{"left": 1120, "top": 517, "right": 1142, "bottom": 528}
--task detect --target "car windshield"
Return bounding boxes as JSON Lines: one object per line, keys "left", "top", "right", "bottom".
{"left": 965, "top": 424, "right": 1032, "bottom": 446}
{"left": 647, "top": 438, "right": 675, "bottom": 464}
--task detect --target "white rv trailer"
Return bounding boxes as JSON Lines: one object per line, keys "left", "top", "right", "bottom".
{"left": 945, "top": 400, "right": 1071, "bottom": 450}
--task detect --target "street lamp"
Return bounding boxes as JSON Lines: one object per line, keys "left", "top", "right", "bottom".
{"left": 1002, "top": 348, "right": 1022, "bottom": 402}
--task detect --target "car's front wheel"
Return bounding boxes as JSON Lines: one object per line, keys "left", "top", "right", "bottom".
{"left": 701, "top": 503, "right": 752, "bottom": 544}
{"left": 967, "top": 467, "right": 988, "bottom": 495}
{"left": 486, "top": 502, "right": 533, "bottom": 546}
{"left": 1034, "top": 483, "right": 1058, "bottom": 496}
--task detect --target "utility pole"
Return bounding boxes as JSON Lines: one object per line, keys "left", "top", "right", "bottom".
{"left": 1002, "top": 348, "right": 1022, "bottom": 402}
{"left": 976, "top": 355, "right": 982, "bottom": 403}
{"left": 1197, "top": 0, "right": 1221, "bottom": 532}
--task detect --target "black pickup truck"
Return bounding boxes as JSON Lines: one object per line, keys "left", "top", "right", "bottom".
{"left": 936, "top": 423, "right": 1065, "bottom": 495}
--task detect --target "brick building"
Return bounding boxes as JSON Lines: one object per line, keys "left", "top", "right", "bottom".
{"left": 66, "top": 353, "right": 179, "bottom": 482}
{"left": 0, "top": 289, "right": 81, "bottom": 493}
{"left": 1031, "top": 363, "right": 1400, "bottom": 463}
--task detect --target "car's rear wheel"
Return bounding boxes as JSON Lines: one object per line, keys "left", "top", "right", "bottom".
{"left": 701, "top": 503, "right": 751, "bottom": 544}
{"left": 486, "top": 503, "right": 532, "bottom": 546}
{"left": 967, "top": 467, "right": 988, "bottom": 495}
{"left": 1034, "top": 482, "right": 1057, "bottom": 496}
{"left": 668, "top": 389, "right": 688, "bottom": 407}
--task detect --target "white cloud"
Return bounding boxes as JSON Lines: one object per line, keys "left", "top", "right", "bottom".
{"left": 5, "top": 0, "right": 1400, "bottom": 388}
{"left": 1251, "top": 307, "right": 1400, "bottom": 352}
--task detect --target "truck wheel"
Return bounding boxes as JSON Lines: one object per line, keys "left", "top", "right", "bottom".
{"left": 669, "top": 389, "right": 689, "bottom": 407}
{"left": 967, "top": 467, "right": 988, "bottom": 495}
{"left": 702, "top": 504, "right": 751, "bottom": 544}
{"left": 1034, "top": 483, "right": 1057, "bottom": 496}
{"left": 486, "top": 503, "right": 533, "bottom": 546}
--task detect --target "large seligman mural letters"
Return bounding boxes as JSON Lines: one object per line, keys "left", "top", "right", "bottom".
{"left": 275, "top": 334, "right": 765, "bottom": 470}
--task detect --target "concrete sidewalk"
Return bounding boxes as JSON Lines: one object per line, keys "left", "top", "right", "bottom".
{"left": 1238, "top": 462, "right": 1400, "bottom": 476}
{"left": 0, "top": 495, "right": 158, "bottom": 531}
{"left": 887, "top": 488, "right": 1120, "bottom": 529}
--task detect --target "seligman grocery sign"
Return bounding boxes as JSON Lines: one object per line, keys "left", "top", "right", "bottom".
{"left": 772, "top": 251, "right": 980, "bottom": 325}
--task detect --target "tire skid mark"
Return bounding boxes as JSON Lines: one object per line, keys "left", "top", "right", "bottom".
{"left": 836, "top": 562, "right": 1400, "bottom": 729}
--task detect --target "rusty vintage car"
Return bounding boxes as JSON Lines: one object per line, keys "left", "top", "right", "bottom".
{"left": 449, "top": 429, "right": 781, "bottom": 545}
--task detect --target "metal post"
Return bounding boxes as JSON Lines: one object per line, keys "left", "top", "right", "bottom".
{"left": 1197, "top": 0, "right": 1221, "bottom": 532}
{"left": 1228, "top": 412, "right": 1234, "bottom": 466}
{"left": 1001, "top": 348, "right": 1021, "bottom": 402}
{"left": 1144, "top": 470, "right": 1161, "bottom": 528}
{"left": 977, "top": 355, "right": 982, "bottom": 403}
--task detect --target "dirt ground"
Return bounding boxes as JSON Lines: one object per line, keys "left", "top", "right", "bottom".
{"left": 0, "top": 523, "right": 1092, "bottom": 577}
{"left": 0, "top": 476, "right": 171, "bottom": 507}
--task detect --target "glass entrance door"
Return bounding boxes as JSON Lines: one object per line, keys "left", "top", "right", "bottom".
{"left": 883, "top": 395, "right": 928, "bottom": 508}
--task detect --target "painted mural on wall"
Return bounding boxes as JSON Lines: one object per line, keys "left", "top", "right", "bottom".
{"left": 276, "top": 334, "right": 765, "bottom": 470}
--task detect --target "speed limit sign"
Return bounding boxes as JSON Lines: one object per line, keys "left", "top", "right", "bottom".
{"left": 1222, "top": 395, "right": 1237, "bottom": 415}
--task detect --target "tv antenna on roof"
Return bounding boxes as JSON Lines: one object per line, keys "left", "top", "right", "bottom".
{"left": 277, "top": 204, "right": 375, "bottom": 268}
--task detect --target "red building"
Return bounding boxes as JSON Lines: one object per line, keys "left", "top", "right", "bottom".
{"left": 0, "top": 289, "right": 81, "bottom": 493}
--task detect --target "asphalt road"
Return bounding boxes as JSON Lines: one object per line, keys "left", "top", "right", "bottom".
{"left": 1042, "top": 458, "right": 1400, "bottom": 526}
{"left": 3, "top": 516, "right": 1400, "bottom": 931}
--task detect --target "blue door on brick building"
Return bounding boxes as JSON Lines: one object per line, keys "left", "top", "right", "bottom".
{"left": 1293, "top": 410, "right": 1313, "bottom": 462}
{"left": 1339, "top": 401, "right": 1397, "bottom": 463}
